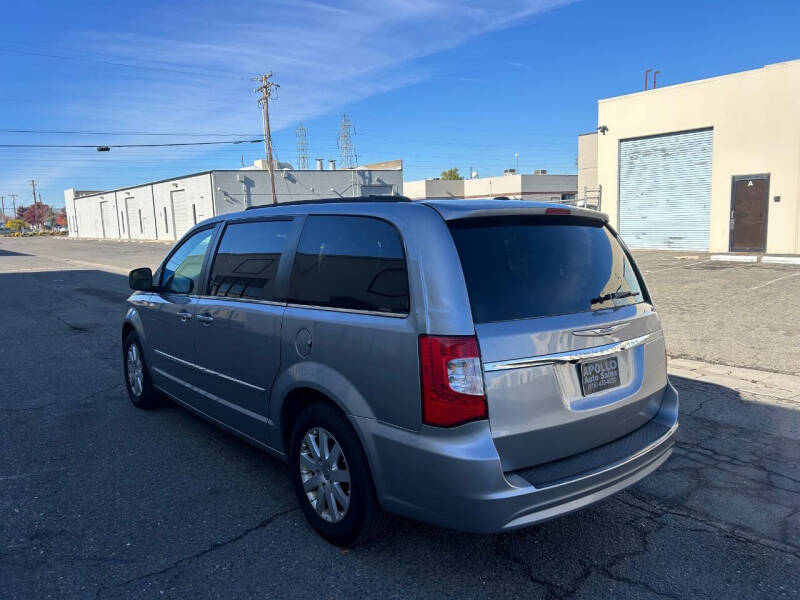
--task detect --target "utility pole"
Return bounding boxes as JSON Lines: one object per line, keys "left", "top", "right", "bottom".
{"left": 0, "top": 195, "right": 5, "bottom": 223}
{"left": 30, "top": 180, "right": 39, "bottom": 230}
{"left": 9, "top": 194, "right": 17, "bottom": 218}
{"left": 253, "top": 72, "right": 279, "bottom": 204}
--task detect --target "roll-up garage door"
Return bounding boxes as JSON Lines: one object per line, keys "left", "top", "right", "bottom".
{"left": 124, "top": 195, "right": 155, "bottom": 240}
{"left": 171, "top": 190, "right": 193, "bottom": 238}
{"left": 100, "top": 200, "right": 118, "bottom": 239}
{"left": 618, "top": 128, "right": 712, "bottom": 250}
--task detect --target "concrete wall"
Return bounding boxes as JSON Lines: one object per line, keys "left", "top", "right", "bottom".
{"left": 577, "top": 132, "right": 598, "bottom": 198}
{"left": 597, "top": 59, "right": 800, "bottom": 254}
{"left": 404, "top": 174, "right": 577, "bottom": 200}
{"left": 151, "top": 174, "right": 214, "bottom": 241}
{"left": 212, "top": 169, "right": 402, "bottom": 213}
{"left": 403, "top": 179, "right": 464, "bottom": 199}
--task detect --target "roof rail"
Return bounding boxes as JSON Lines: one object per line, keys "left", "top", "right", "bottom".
{"left": 245, "top": 195, "right": 412, "bottom": 210}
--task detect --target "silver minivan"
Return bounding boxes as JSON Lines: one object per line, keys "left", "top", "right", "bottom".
{"left": 123, "top": 197, "right": 678, "bottom": 545}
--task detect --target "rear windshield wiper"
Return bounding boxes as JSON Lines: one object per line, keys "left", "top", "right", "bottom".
{"left": 591, "top": 290, "right": 641, "bottom": 305}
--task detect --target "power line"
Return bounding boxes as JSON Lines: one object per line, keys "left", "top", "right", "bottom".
{"left": 0, "top": 139, "right": 264, "bottom": 149}
{"left": 0, "top": 128, "right": 263, "bottom": 137}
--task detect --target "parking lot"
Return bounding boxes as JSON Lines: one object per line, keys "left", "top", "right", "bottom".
{"left": 2, "top": 237, "right": 799, "bottom": 599}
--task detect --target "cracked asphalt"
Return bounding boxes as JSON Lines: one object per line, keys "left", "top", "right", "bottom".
{"left": 1, "top": 237, "right": 799, "bottom": 599}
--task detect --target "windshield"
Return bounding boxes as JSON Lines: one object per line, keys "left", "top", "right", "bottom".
{"left": 449, "top": 216, "right": 646, "bottom": 323}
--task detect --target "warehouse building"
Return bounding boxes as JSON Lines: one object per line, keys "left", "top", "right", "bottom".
{"left": 404, "top": 171, "right": 577, "bottom": 201}
{"left": 581, "top": 59, "right": 800, "bottom": 254}
{"left": 64, "top": 160, "right": 402, "bottom": 240}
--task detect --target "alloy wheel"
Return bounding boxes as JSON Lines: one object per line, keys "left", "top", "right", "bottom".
{"left": 299, "top": 427, "right": 351, "bottom": 522}
{"left": 126, "top": 343, "right": 144, "bottom": 398}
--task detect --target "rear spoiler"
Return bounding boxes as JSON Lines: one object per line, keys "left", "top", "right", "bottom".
{"left": 424, "top": 202, "right": 609, "bottom": 223}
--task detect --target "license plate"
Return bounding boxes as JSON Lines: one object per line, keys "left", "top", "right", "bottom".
{"left": 580, "top": 356, "right": 620, "bottom": 395}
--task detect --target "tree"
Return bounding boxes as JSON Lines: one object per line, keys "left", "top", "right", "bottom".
{"left": 440, "top": 168, "right": 463, "bottom": 181}
{"left": 16, "top": 205, "right": 27, "bottom": 220}
{"left": 5, "top": 218, "right": 26, "bottom": 232}
{"left": 55, "top": 209, "right": 67, "bottom": 227}
{"left": 23, "top": 203, "right": 53, "bottom": 228}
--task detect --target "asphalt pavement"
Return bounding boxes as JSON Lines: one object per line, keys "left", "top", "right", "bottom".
{"left": 1, "top": 237, "right": 799, "bottom": 599}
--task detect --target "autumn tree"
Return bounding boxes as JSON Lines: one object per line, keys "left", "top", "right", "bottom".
{"left": 23, "top": 203, "right": 53, "bottom": 228}
{"left": 5, "top": 218, "right": 26, "bottom": 232}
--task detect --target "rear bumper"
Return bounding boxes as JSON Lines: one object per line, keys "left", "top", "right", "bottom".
{"left": 353, "top": 379, "right": 678, "bottom": 533}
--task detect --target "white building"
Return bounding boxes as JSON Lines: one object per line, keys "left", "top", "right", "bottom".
{"left": 404, "top": 170, "right": 577, "bottom": 202}
{"left": 64, "top": 160, "right": 403, "bottom": 240}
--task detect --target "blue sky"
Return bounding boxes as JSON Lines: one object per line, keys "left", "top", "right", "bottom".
{"left": 1, "top": 0, "right": 798, "bottom": 209}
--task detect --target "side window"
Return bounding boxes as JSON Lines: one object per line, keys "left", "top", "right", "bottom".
{"left": 161, "top": 228, "right": 214, "bottom": 294}
{"left": 289, "top": 215, "right": 409, "bottom": 314}
{"left": 208, "top": 220, "right": 292, "bottom": 301}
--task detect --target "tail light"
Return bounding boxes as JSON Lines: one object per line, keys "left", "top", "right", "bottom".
{"left": 419, "top": 335, "right": 487, "bottom": 427}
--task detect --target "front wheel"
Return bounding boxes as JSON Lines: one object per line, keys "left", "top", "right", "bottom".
{"left": 289, "top": 402, "right": 388, "bottom": 546}
{"left": 123, "top": 331, "right": 159, "bottom": 409}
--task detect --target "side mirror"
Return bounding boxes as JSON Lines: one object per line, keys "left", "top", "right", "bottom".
{"left": 129, "top": 267, "right": 154, "bottom": 291}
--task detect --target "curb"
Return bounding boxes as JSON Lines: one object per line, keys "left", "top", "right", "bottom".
{"left": 668, "top": 357, "right": 800, "bottom": 401}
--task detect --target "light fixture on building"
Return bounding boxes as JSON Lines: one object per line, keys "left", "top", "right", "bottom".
{"left": 598, "top": 125, "right": 609, "bottom": 135}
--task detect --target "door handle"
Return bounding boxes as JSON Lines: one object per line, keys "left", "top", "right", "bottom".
{"left": 196, "top": 313, "right": 214, "bottom": 325}
{"left": 177, "top": 310, "right": 193, "bottom": 322}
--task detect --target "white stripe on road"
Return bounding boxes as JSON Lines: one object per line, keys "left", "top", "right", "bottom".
{"left": 749, "top": 271, "right": 800, "bottom": 290}
{"left": 643, "top": 259, "right": 710, "bottom": 274}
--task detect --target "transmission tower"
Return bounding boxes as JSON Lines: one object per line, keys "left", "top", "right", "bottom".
{"left": 337, "top": 114, "right": 357, "bottom": 168}
{"left": 296, "top": 123, "right": 309, "bottom": 170}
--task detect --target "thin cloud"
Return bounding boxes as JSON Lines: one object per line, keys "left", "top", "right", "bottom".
{"left": 509, "top": 61, "right": 534, "bottom": 71}
{"left": 0, "top": 0, "right": 574, "bottom": 204}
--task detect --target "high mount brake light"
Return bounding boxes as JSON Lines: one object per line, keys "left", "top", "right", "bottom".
{"left": 545, "top": 207, "right": 571, "bottom": 215}
{"left": 419, "top": 335, "right": 487, "bottom": 427}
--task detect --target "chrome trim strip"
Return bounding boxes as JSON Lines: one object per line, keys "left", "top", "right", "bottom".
{"left": 153, "top": 368, "right": 270, "bottom": 424}
{"left": 154, "top": 349, "right": 266, "bottom": 392}
{"left": 286, "top": 303, "right": 408, "bottom": 319}
{"left": 483, "top": 333, "right": 655, "bottom": 372}
{"left": 194, "top": 295, "right": 285, "bottom": 308}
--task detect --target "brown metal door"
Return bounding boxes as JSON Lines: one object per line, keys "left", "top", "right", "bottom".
{"left": 730, "top": 175, "right": 768, "bottom": 252}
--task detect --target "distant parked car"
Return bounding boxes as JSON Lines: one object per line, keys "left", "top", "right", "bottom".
{"left": 121, "top": 196, "right": 678, "bottom": 545}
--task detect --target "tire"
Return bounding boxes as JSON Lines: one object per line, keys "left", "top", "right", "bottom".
{"left": 123, "top": 331, "right": 160, "bottom": 409}
{"left": 289, "top": 402, "right": 389, "bottom": 546}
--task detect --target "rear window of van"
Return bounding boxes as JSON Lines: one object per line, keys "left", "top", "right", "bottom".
{"left": 449, "top": 216, "right": 646, "bottom": 323}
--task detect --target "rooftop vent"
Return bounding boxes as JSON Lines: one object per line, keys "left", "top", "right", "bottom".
{"left": 504, "top": 169, "right": 517, "bottom": 176}
{"left": 534, "top": 169, "right": 547, "bottom": 175}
